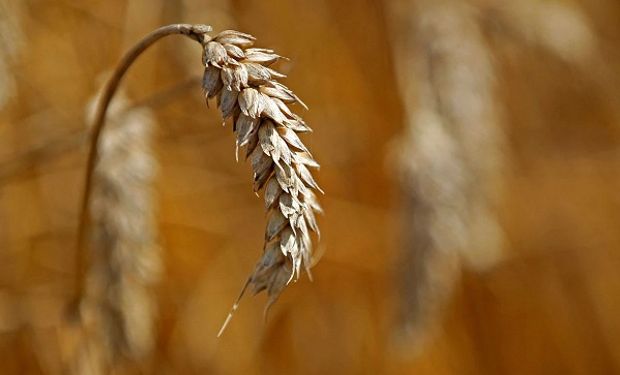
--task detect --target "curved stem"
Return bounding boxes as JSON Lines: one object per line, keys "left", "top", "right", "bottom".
{"left": 72, "top": 23, "right": 211, "bottom": 306}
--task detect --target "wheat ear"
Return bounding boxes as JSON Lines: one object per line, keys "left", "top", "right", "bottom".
{"left": 199, "top": 31, "right": 322, "bottom": 335}
{"left": 387, "top": 0, "right": 505, "bottom": 346}
{"left": 73, "top": 92, "right": 160, "bottom": 374}
{"left": 73, "top": 24, "right": 321, "bottom": 341}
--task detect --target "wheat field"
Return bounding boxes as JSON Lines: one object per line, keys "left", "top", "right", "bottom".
{"left": 1, "top": 0, "right": 620, "bottom": 374}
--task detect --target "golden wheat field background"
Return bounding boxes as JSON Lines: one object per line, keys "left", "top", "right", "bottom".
{"left": 1, "top": 0, "right": 620, "bottom": 374}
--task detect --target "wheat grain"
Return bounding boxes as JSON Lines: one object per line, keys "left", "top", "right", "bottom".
{"left": 200, "top": 30, "right": 322, "bottom": 327}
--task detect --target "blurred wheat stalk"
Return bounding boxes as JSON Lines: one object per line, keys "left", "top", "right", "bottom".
{"left": 387, "top": 0, "right": 598, "bottom": 349}
{"left": 387, "top": 0, "right": 506, "bottom": 348}
{"left": 66, "top": 24, "right": 321, "bottom": 373}
{"left": 71, "top": 92, "right": 160, "bottom": 374}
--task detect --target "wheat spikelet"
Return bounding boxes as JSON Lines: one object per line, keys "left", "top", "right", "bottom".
{"left": 200, "top": 30, "right": 322, "bottom": 321}
{"left": 387, "top": 0, "right": 505, "bottom": 347}
{"left": 74, "top": 91, "right": 161, "bottom": 373}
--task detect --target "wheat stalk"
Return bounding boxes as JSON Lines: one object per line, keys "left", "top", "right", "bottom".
{"left": 71, "top": 25, "right": 321, "bottom": 361}
{"left": 72, "top": 92, "right": 160, "bottom": 374}
{"left": 387, "top": 0, "right": 505, "bottom": 347}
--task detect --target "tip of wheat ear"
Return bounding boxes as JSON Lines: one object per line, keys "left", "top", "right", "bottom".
{"left": 201, "top": 30, "right": 322, "bottom": 334}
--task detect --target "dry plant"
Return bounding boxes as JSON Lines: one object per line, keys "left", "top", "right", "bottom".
{"left": 68, "top": 24, "right": 321, "bottom": 372}
{"left": 387, "top": 0, "right": 505, "bottom": 348}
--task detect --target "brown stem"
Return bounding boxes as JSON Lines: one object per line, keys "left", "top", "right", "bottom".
{"left": 71, "top": 23, "right": 211, "bottom": 309}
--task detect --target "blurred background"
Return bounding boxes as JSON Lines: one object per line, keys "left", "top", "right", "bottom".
{"left": 1, "top": 0, "right": 620, "bottom": 374}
